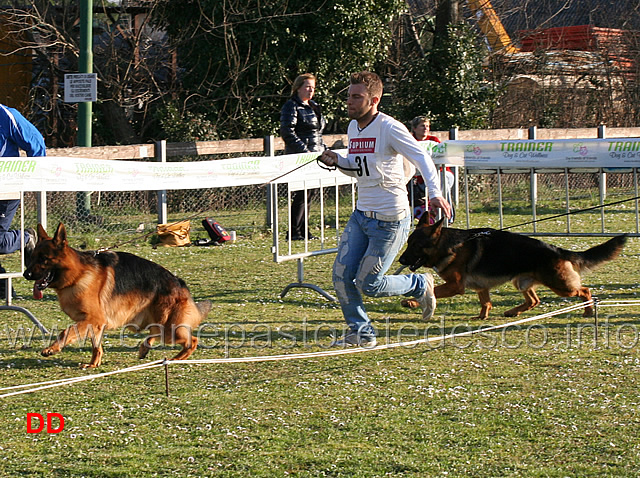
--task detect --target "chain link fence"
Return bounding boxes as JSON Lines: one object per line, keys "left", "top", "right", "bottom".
{"left": 18, "top": 129, "right": 640, "bottom": 244}
{"left": 24, "top": 185, "right": 270, "bottom": 242}
{"left": 26, "top": 146, "right": 274, "bottom": 243}
{"left": 463, "top": 169, "right": 638, "bottom": 234}
{"left": 19, "top": 168, "right": 638, "bottom": 248}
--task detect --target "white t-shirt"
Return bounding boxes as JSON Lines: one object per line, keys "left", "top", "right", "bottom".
{"left": 335, "top": 112, "right": 443, "bottom": 216}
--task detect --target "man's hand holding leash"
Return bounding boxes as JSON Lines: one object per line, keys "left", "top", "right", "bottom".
{"left": 318, "top": 150, "right": 338, "bottom": 168}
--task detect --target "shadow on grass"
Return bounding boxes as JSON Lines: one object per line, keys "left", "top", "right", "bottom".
{"left": 0, "top": 355, "right": 88, "bottom": 369}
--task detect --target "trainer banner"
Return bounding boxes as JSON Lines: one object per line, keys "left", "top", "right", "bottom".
{"left": 427, "top": 137, "right": 640, "bottom": 168}
{"left": 0, "top": 151, "right": 349, "bottom": 192}
{"left": 2, "top": 138, "right": 640, "bottom": 192}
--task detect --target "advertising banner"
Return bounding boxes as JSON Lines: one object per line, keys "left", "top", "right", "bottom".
{"left": 426, "top": 138, "right": 640, "bottom": 168}
{"left": 2, "top": 138, "right": 639, "bottom": 192}
{"left": 0, "top": 151, "right": 348, "bottom": 192}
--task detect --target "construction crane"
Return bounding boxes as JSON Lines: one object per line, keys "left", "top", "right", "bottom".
{"left": 466, "top": 0, "right": 520, "bottom": 53}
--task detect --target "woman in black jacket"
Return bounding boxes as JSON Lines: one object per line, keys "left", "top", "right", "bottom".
{"left": 280, "top": 73, "right": 326, "bottom": 240}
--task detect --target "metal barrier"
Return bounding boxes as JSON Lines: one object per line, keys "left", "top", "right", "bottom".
{"left": 20, "top": 128, "right": 638, "bottom": 241}
{"left": 0, "top": 191, "right": 48, "bottom": 334}
{"left": 4, "top": 130, "right": 640, "bottom": 307}
{"left": 269, "top": 151, "right": 356, "bottom": 301}
{"left": 461, "top": 166, "right": 640, "bottom": 236}
{"left": 438, "top": 127, "right": 639, "bottom": 236}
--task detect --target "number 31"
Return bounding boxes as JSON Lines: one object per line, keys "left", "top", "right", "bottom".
{"left": 354, "top": 156, "right": 370, "bottom": 176}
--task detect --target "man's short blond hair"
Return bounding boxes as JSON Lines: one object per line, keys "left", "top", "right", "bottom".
{"left": 350, "top": 71, "right": 383, "bottom": 99}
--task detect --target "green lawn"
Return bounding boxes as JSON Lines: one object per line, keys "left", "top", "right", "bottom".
{"left": 1, "top": 221, "right": 639, "bottom": 477}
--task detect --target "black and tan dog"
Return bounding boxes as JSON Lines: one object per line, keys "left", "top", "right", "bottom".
{"left": 23, "top": 223, "right": 212, "bottom": 368}
{"left": 399, "top": 216, "right": 627, "bottom": 319}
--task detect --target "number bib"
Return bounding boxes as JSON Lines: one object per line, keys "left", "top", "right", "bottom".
{"left": 347, "top": 128, "right": 406, "bottom": 189}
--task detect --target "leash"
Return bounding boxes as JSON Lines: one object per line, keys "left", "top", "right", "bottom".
{"left": 455, "top": 194, "right": 640, "bottom": 244}
{"left": 499, "top": 194, "right": 640, "bottom": 231}
{"left": 261, "top": 155, "right": 362, "bottom": 187}
{"left": 316, "top": 158, "right": 363, "bottom": 174}
{"left": 260, "top": 157, "right": 319, "bottom": 186}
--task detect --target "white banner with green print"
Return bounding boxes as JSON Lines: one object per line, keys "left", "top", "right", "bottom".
{"left": 0, "top": 151, "right": 350, "bottom": 192}
{"left": 424, "top": 138, "right": 640, "bottom": 168}
{"left": 1, "top": 138, "right": 639, "bottom": 192}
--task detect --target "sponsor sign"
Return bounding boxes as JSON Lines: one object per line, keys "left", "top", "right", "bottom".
{"left": 2, "top": 139, "right": 640, "bottom": 192}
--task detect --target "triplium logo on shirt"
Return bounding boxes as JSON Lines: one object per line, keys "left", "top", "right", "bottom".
{"left": 349, "top": 138, "right": 376, "bottom": 154}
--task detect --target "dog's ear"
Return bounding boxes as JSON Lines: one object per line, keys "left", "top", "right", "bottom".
{"left": 416, "top": 210, "right": 431, "bottom": 228}
{"left": 431, "top": 217, "right": 445, "bottom": 236}
{"left": 36, "top": 224, "right": 50, "bottom": 243}
{"left": 52, "top": 223, "right": 68, "bottom": 248}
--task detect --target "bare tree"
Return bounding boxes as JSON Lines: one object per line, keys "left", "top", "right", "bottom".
{"left": 0, "top": 1, "right": 177, "bottom": 146}
{"left": 456, "top": 0, "right": 640, "bottom": 129}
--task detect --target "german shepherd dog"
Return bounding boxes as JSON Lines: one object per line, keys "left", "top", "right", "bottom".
{"left": 23, "top": 223, "right": 212, "bottom": 368}
{"left": 399, "top": 216, "right": 627, "bottom": 319}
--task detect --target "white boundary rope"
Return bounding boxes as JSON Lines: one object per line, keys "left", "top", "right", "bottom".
{"left": 178, "top": 301, "right": 592, "bottom": 365}
{"left": 2, "top": 298, "right": 639, "bottom": 398}
{"left": 0, "top": 360, "right": 164, "bottom": 398}
{"left": 594, "top": 299, "right": 640, "bottom": 307}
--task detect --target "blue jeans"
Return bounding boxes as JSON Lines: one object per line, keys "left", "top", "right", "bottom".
{"left": 0, "top": 199, "right": 26, "bottom": 255}
{"left": 332, "top": 210, "right": 431, "bottom": 339}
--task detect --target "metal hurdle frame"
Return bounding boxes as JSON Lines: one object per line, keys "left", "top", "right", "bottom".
{"left": 269, "top": 156, "right": 357, "bottom": 302}
{"left": 0, "top": 191, "right": 48, "bottom": 334}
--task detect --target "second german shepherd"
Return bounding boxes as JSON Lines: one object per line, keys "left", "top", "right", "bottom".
{"left": 399, "top": 216, "right": 627, "bottom": 319}
{"left": 23, "top": 223, "right": 212, "bottom": 368}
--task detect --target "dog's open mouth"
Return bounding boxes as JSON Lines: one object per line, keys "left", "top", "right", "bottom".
{"left": 33, "top": 271, "right": 54, "bottom": 300}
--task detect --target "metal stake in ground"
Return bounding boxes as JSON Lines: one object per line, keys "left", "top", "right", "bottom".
{"left": 593, "top": 297, "right": 600, "bottom": 341}
{"left": 164, "top": 358, "right": 170, "bottom": 397}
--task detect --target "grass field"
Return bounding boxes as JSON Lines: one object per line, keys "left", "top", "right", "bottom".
{"left": 1, "top": 217, "right": 639, "bottom": 477}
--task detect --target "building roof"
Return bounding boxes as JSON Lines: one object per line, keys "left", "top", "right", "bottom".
{"left": 405, "top": 0, "right": 640, "bottom": 32}
{"left": 491, "top": 0, "right": 640, "bottom": 32}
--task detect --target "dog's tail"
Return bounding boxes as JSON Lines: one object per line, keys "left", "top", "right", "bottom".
{"left": 570, "top": 234, "right": 628, "bottom": 273}
{"left": 196, "top": 300, "right": 213, "bottom": 319}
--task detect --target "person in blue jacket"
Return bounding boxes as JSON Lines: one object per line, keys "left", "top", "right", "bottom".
{"left": 280, "top": 73, "right": 326, "bottom": 240}
{"left": 0, "top": 103, "right": 46, "bottom": 295}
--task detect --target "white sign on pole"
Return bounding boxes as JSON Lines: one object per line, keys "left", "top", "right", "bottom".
{"left": 64, "top": 73, "right": 97, "bottom": 103}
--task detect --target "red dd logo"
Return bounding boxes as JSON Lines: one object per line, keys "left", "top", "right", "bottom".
{"left": 27, "top": 413, "right": 65, "bottom": 434}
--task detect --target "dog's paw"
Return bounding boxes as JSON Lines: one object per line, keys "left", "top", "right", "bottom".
{"left": 79, "top": 363, "right": 98, "bottom": 369}
{"left": 138, "top": 344, "right": 151, "bottom": 359}
{"left": 400, "top": 298, "right": 420, "bottom": 309}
